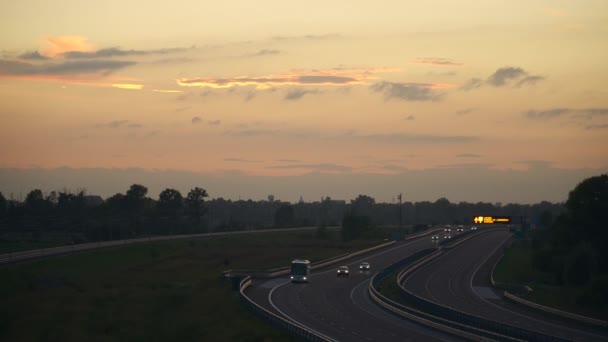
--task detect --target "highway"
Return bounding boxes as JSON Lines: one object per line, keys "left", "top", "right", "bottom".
{"left": 402, "top": 229, "right": 608, "bottom": 341}
{"left": 247, "top": 230, "right": 468, "bottom": 341}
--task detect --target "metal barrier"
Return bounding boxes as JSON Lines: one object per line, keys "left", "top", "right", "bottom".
{"left": 239, "top": 276, "right": 336, "bottom": 341}
{"left": 370, "top": 231, "right": 571, "bottom": 342}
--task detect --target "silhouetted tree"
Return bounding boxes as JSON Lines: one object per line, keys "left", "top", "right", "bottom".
{"left": 538, "top": 210, "right": 553, "bottom": 229}
{"left": 46, "top": 191, "right": 58, "bottom": 207}
{"left": 25, "top": 189, "right": 46, "bottom": 214}
{"left": 274, "top": 204, "right": 295, "bottom": 228}
{"left": 342, "top": 212, "right": 371, "bottom": 241}
{"left": 351, "top": 194, "right": 375, "bottom": 216}
{"left": 565, "top": 175, "right": 608, "bottom": 258}
{"left": 0, "top": 192, "right": 6, "bottom": 217}
{"left": 158, "top": 188, "right": 183, "bottom": 217}
{"left": 125, "top": 184, "right": 148, "bottom": 235}
{"left": 185, "top": 187, "right": 208, "bottom": 222}
{"left": 126, "top": 184, "right": 147, "bottom": 208}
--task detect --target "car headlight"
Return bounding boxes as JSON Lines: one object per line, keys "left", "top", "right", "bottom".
{"left": 303, "top": 277, "right": 307, "bottom": 280}
{"left": 345, "top": 270, "right": 349, "bottom": 273}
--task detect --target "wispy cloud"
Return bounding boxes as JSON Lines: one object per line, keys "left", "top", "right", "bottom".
{"left": 224, "top": 158, "right": 261, "bottom": 163}
{"left": 223, "top": 129, "right": 280, "bottom": 137}
{"left": 462, "top": 66, "right": 545, "bottom": 90}
{"left": 112, "top": 83, "right": 143, "bottom": 90}
{"left": 176, "top": 66, "right": 400, "bottom": 89}
{"left": 437, "top": 163, "right": 493, "bottom": 169}
{"left": 585, "top": 124, "right": 608, "bottom": 130}
{"left": 517, "top": 160, "right": 553, "bottom": 169}
{"left": 276, "top": 159, "right": 301, "bottom": 163}
{"left": 18, "top": 51, "right": 49, "bottom": 60}
{"left": 271, "top": 33, "right": 341, "bottom": 41}
{"left": 404, "top": 115, "right": 415, "bottom": 121}
{"left": 0, "top": 59, "right": 135, "bottom": 76}
{"left": 355, "top": 133, "right": 479, "bottom": 144}
{"left": 106, "top": 120, "right": 129, "bottom": 128}
{"left": 63, "top": 46, "right": 191, "bottom": 59}
{"left": 382, "top": 164, "right": 408, "bottom": 173}
{"left": 370, "top": 81, "right": 450, "bottom": 101}
{"left": 516, "top": 75, "right": 544, "bottom": 87}
{"left": 524, "top": 108, "right": 570, "bottom": 120}
{"left": 151, "top": 89, "right": 182, "bottom": 93}
{"left": 456, "top": 153, "right": 481, "bottom": 158}
{"left": 285, "top": 88, "right": 320, "bottom": 100}
{"left": 191, "top": 116, "right": 202, "bottom": 124}
{"left": 460, "top": 78, "right": 483, "bottom": 91}
{"left": 208, "top": 120, "right": 221, "bottom": 126}
{"left": 456, "top": 108, "right": 476, "bottom": 115}
{"left": 267, "top": 163, "right": 352, "bottom": 173}
{"left": 40, "top": 36, "right": 95, "bottom": 58}
{"left": 251, "top": 49, "right": 281, "bottom": 56}
{"left": 97, "top": 120, "right": 142, "bottom": 129}
{"left": 524, "top": 107, "right": 608, "bottom": 120}
{"left": 487, "top": 67, "right": 527, "bottom": 86}
{"left": 413, "top": 58, "right": 463, "bottom": 67}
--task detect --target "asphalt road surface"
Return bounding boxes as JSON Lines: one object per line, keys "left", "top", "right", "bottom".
{"left": 247, "top": 230, "right": 468, "bottom": 342}
{"left": 403, "top": 229, "right": 608, "bottom": 342}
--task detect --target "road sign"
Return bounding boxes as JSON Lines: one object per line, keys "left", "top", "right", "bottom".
{"left": 473, "top": 216, "right": 511, "bottom": 224}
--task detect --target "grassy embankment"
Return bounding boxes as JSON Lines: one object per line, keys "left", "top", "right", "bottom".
{"left": 493, "top": 242, "right": 605, "bottom": 320}
{"left": 0, "top": 229, "right": 383, "bottom": 342}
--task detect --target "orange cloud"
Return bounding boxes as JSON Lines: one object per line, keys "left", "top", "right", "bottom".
{"left": 152, "top": 89, "right": 183, "bottom": 93}
{"left": 40, "top": 36, "right": 95, "bottom": 58}
{"left": 176, "top": 67, "right": 401, "bottom": 89}
{"left": 412, "top": 58, "right": 463, "bottom": 67}
{"left": 111, "top": 83, "right": 143, "bottom": 90}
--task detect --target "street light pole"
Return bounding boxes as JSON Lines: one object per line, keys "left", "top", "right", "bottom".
{"left": 398, "top": 193, "right": 402, "bottom": 230}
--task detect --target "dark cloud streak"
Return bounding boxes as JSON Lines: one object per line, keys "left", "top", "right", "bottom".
{"left": 0, "top": 59, "right": 135, "bottom": 76}
{"left": 370, "top": 81, "right": 444, "bottom": 101}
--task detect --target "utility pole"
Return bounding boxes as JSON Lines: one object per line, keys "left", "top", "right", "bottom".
{"left": 398, "top": 193, "right": 402, "bottom": 230}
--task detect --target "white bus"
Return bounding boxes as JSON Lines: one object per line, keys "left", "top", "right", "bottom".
{"left": 290, "top": 259, "right": 311, "bottom": 282}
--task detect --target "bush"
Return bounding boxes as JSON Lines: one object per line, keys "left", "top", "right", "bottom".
{"left": 341, "top": 213, "right": 371, "bottom": 241}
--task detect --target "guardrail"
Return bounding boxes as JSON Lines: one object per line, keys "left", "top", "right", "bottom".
{"left": 233, "top": 228, "right": 443, "bottom": 341}
{"left": 224, "top": 240, "right": 397, "bottom": 279}
{"left": 0, "top": 226, "right": 322, "bottom": 265}
{"left": 239, "top": 276, "right": 336, "bottom": 342}
{"left": 490, "top": 240, "right": 608, "bottom": 329}
{"left": 369, "top": 229, "right": 571, "bottom": 342}
{"left": 226, "top": 227, "right": 443, "bottom": 279}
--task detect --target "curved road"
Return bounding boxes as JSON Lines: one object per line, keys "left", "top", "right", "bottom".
{"left": 247, "top": 230, "right": 468, "bottom": 341}
{"left": 403, "top": 229, "right": 608, "bottom": 341}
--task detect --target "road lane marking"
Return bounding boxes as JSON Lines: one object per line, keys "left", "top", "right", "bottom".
{"left": 268, "top": 280, "right": 338, "bottom": 342}
{"left": 468, "top": 232, "right": 606, "bottom": 340}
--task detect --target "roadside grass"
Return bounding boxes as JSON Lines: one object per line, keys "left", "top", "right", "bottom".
{"left": 0, "top": 229, "right": 381, "bottom": 341}
{"left": 493, "top": 243, "right": 605, "bottom": 320}
{"left": 375, "top": 271, "right": 403, "bottom": 303}
{"left": 493, "top": 243, "right": 551, "bottom": 285}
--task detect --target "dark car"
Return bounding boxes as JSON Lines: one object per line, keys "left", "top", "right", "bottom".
{"left": 359, "top": 262, "right": 370, "bottom": 270}
{"left": 337, "top": 265, "right": 349, "bottom": 277}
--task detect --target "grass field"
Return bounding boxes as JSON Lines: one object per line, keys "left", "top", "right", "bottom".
{"left": 493, "top": 243, "right": 605, "bottom": 320}
{"left": 0, "top": 229, "right": 381, "bottom": 341}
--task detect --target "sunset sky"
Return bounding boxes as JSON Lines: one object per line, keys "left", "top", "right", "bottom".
{"left": 1, "top": 1, "right": 607, "bottom": 203}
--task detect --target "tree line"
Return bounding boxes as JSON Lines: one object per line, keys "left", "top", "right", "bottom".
{"left": 0, "top": 184, "right": 565, "bottom": 245}
{"left": 528, "top": 174, "right": 608, "bottom": 313}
